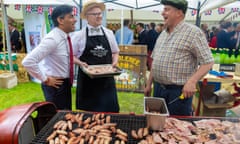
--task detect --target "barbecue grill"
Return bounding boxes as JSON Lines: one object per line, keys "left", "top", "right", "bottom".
{"left": 0, "top": 102, "right": 57, "bottom": 144}
{"left": 1, "top": 102, "right": 240, "bottom": 144}
{"left": 31, "top": 111, "right": 147, "bottom": 144}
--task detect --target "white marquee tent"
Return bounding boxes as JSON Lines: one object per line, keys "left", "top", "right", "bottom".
{"left": 75, "top": 0, "right": 238, "bottom": 11}
{"left": 102, "top": 0, "right": 239, "bottom": 24}
{"left": 2, "top": 0, "right": 237, "bottom": 9}
{"left": 2, "top": 0, "right": 240, "bottom": 20}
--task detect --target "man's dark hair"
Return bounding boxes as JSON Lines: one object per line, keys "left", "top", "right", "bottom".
{"left": 222, "top": 21, "right": 232, "bottom": 29}
{"left": 211, "top": 26, "right": 216, "bottom": 31}
{"left": 8, "top": 22, "right": 16, "bottom": 27}
{"left": 233, "top": 22, "right": 239, "bottom": 28}
{"left": 123, "top": 19, "right": 130, "bottom": 26}
{"left": 51, "top": 5, "right": 73, "bottom": 27}
{"left": 137, "top": 23, "right": 144, "bottom": 28}
{"left": 158, "top": 23, "right": 164, "bottom": 27}
{"left": 150, "top": 22, "right": 156, "bottom": 29}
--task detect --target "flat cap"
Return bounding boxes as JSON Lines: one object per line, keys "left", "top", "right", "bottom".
{"left": 161, "top": 0, "right": 188, "bottom": 14}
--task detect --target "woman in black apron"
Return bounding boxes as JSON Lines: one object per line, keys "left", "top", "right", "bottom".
{"left": 76, "top": 27, "right": 119, "bottom": 112}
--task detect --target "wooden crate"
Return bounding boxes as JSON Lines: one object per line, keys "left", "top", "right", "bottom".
{"left": 15, "top": 54, "right": 29, "bottom": 83}
{"left": 16, "top": 67, "right": 29, "bottom": 83}
{"left": 196, "top": 82, "right": 232, "bottom": 117}
{"left": 119, "top": 45, "right": 147, "bottom": 55}
{"left": 116, "top": 45, "right": 147, "bottom": 93}
{"left": 202, "top": 103, "right": 231, "bottom": 117}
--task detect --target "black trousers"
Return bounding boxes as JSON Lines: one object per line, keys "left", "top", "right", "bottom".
{"left": 41, "top": 78, "right": 72, "bottom": 110}
{"left": 76, "top": 69, "right": 119, "bottom": 112}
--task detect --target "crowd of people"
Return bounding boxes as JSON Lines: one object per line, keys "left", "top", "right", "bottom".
{"left": 113, "top": 21, "right": 164, "bottom": 70}
{"left": 202, "top": 21, "right": 240, "bottom": 57}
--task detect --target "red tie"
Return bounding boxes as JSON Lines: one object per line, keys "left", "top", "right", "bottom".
{"left": 67, "top": 36, "right": 74, "bottom": 85}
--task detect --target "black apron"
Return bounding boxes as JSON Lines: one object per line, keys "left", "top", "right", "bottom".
{"left": 76, "top": 27, "right": 119, "bottom": 112}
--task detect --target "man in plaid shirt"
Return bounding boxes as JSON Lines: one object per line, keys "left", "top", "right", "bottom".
{"left": 144, "top": 0, "right": 214, "bottom": 116}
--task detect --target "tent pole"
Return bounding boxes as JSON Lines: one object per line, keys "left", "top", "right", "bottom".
{"left": 195, "top": 1, "right": 201, "bottom": 27}
{"left": 79, "top": 0, "right": 82, "bottom": 29}
{"left": 1, "top": 1, "right": 13, "bottom": 73}
{"left": 120, "top": 9, "right": 123, "bottom": 45}
{"left": 130, "top": 10, "right": 133, "bottom": 24}
{"left": 0, "top": 2, "right": 5, "bottom": 52}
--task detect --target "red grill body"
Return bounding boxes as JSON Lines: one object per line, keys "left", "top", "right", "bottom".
{"left": 0, "top": 102, "right": 57, "bottom": 144}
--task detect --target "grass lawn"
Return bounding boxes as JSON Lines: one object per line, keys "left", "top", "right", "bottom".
{"left": 0, "top": 82, "right": 144, "bottom": 114}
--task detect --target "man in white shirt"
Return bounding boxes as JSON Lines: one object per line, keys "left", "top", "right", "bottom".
{"left": 72, "top": 0, "right": 120, "bottom": 112}
{"left": 22, "top": 5, "right": 77, "bottom": 110}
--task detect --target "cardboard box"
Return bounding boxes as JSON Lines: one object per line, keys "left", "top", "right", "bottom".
{"left": 203, "top": 103, "right": 231, "bottom": 117}
{"left": 0, "top": 73, "right": 18, "bottom": 88}
{"left": 200, "top": 83, "right": 233, "bottom": 117}
{"left": 144, "top": 97, "right": 169, "bottom": 131}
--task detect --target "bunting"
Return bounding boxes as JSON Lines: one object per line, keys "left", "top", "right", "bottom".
{"left": 14, "top": 4, "right": 21, "bottom": 11}
{"left": 204, "top": 10, "right": 212, "bottom": 16}
{"left": 25, "top": 5, "right": 32, "bottom": 13}
{"left": 231, "top": 8, "right": 239, "bottom": 13}
{"left": 108, "top": 9, "right": 114, "bottom": 12}
{"left": 218, "top": 7, "right": 225, "bottom": 14}
{"left": 37, "top": 6, "right": 43, "bottom": 14}
{"left": 72, "top": 7, "right": 78, "bottom": 16}
{"left": 11, "top": 4, "right": 238, "bottom": 19}
{"left": 14, "top": 5, "right": 78, "bottom": 16}
{"left": 48, "top": 6, "right": 54, "bottom": 16}
{"left": 191, "top": 9, "right": 197, "bottom": 16}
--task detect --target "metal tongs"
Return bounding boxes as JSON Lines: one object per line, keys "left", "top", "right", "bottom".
{"left": 168, "top": 94, "right": 185, "bottom": 105}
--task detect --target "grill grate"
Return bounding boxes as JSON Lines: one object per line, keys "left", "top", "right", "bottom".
{"left": 31, "top": 111, "right": 240, "bottom": 144}
{"left": 31, "top": 112, "right": 147, "bottom": 144}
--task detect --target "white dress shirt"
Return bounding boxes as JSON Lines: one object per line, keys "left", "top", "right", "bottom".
{"left": 22, "top": 27, "right": 71, "bottom": 82}
{"left": 71, "top": 24, "right": 119, "bottom": 58}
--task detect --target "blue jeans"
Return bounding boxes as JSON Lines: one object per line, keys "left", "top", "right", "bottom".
{"left": 154, "top": 82, "right": 193, "bottom": 116}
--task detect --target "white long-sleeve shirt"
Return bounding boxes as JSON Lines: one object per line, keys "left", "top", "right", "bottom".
{"left": 22, "top": 27, "right": 71, "bottom": 82}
